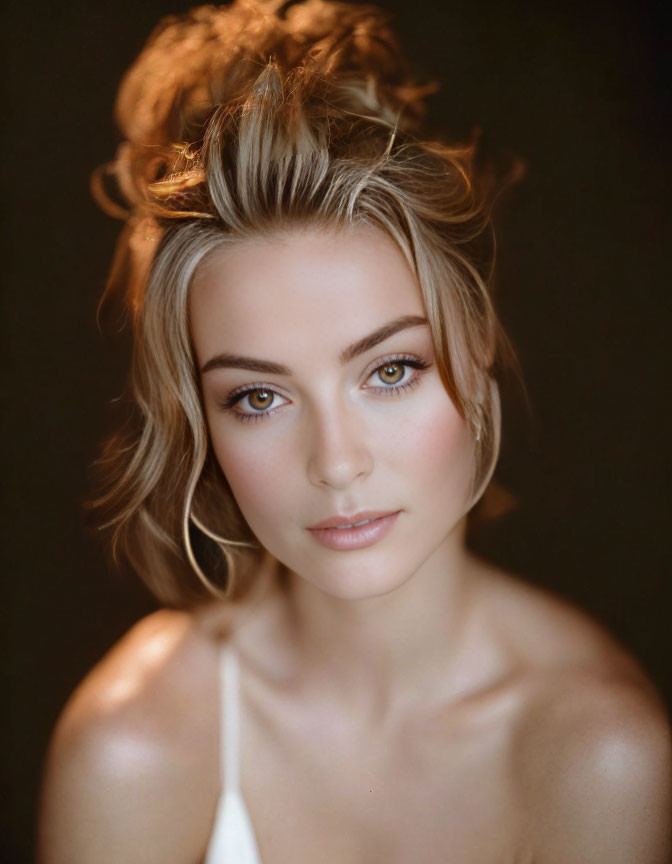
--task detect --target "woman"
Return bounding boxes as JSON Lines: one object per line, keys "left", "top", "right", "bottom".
{"left": 38, "top": 0, "right": 671, "bottom": 861}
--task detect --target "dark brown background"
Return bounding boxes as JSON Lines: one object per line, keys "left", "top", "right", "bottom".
{"left": 3, "top": 0, "right": 670, "bottom": 860}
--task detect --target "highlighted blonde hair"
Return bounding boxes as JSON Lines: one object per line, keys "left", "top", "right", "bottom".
{"left": 91, "top": 0, "right": 516, "bottom": 607}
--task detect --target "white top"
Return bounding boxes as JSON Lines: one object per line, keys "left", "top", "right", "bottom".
{"left": 204, "top": 645, "right": 263, "bottom": 864}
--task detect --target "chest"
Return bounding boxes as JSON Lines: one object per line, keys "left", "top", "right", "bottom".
{"left": 239, "top": 691, "right": 527, "bottom": 864}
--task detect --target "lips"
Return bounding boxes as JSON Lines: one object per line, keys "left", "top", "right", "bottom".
{"left": 307, "top": 510, "right": 401, "bottom": 551}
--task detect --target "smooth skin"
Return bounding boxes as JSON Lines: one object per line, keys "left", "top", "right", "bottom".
{"left": 38, "top": 225, "right": 671, "bottom": 863}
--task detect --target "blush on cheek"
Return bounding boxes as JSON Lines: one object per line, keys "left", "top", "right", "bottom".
{"left": 402, "top": 400, "right": 475, "bottom": 501}
{"left": 210, "top": 437, "right": 286, "bottom": 525}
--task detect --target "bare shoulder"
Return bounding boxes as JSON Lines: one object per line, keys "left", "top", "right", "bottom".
{"left": 38, "top": 606, "right": 231, "bottom": 864}
{"left": 516, "top": 670, "right": 672, "bottom": 863}
{"left": 474, "top": 563, "right": 672, "bottom": 862}
{"left": 52, "top": 604, "right": 232, "bottom": 728}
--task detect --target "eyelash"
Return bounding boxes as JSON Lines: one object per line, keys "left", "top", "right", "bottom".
{"left": 365, "top": 354, "right": 429, "bottom": 396}
{"left": 221, "top": 354, "right": 430, "bottom": 423}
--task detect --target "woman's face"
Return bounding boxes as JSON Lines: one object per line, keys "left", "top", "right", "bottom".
{"left": 190, "top": 225, "right": 476, "bottom": 600}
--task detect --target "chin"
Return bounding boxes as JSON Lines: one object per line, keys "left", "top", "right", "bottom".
{"left": 264, "top": 514, "right": 466, "bottom": 602}
{"left": 285, "top": 547, "right": 430, "bottom": 602}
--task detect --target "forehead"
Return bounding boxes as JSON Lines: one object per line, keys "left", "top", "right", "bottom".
{"left": 189, "top": 224, "right": 426, "bottom": 363}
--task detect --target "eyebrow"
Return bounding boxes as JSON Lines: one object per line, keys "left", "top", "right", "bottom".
{"left": 200, "top": 314, "right": 428, "bottom": 375}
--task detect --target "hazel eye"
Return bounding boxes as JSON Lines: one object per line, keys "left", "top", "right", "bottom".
{"left": 377, "top": 363, "right": 405, "bottom": 385}
{"left": 246, "top": 389, "right": 274, "bottom": 411}
{"left": 363, "top": 356, "right": 429, "bottom": 395}
{"left": 226, "top": 386, "right": 290, "bottom": 418}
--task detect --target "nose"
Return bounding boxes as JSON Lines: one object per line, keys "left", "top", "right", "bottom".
{"left": 306, "top": 399, "right": 374, "bottom": 490}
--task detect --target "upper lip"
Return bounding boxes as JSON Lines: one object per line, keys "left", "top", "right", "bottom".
{"left": 307, "top": 510, "right": 398, "bottom": 530}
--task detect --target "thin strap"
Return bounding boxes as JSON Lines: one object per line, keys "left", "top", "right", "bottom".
{"left": 219, "top": 644, "right": 240, "bottom": 794}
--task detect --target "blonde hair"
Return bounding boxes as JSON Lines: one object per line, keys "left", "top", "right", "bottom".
{"left": 91, "top": 0, "right": 516, "bottom": 607}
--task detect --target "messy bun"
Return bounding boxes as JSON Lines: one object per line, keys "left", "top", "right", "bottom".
{"left": 91, "top": 0, "right": 515, "bottom": 606}
{"left": 98, "top": 0, "right": 436, "bottom": 222}
{"left": 116, "top": 0, "right": 433, "bottom": 146}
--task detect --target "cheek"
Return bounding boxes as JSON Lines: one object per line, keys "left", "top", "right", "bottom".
{"left": 208, "top": 422, "right": 292, "bottom": 527}
{"left": 385, "top": 390, "right": 475, "bottom": 498}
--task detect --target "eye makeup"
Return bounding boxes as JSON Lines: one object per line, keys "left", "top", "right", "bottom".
{"left": 219, "top": 386, "right": 290, "bottom": 422}
{"left": 362, "top": 353, "right": 430, "bottom": 397}
{"left": 217, "top": 352, "right": 432, "bottom": 423}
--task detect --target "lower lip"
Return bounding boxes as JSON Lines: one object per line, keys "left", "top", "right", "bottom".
{"left": 308, "top": 512, "right": 400, "bottom": 551}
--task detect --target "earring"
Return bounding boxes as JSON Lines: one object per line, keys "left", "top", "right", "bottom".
{"left": 472, "top": 405, "right": 484, "bottom": 443}
{"left": 472, "top": 413, "right": 482, "bottom": 442}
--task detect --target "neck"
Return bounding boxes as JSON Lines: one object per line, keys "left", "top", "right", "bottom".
{"left": 273, "top": 519, "right": 484, "bottom": 722}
